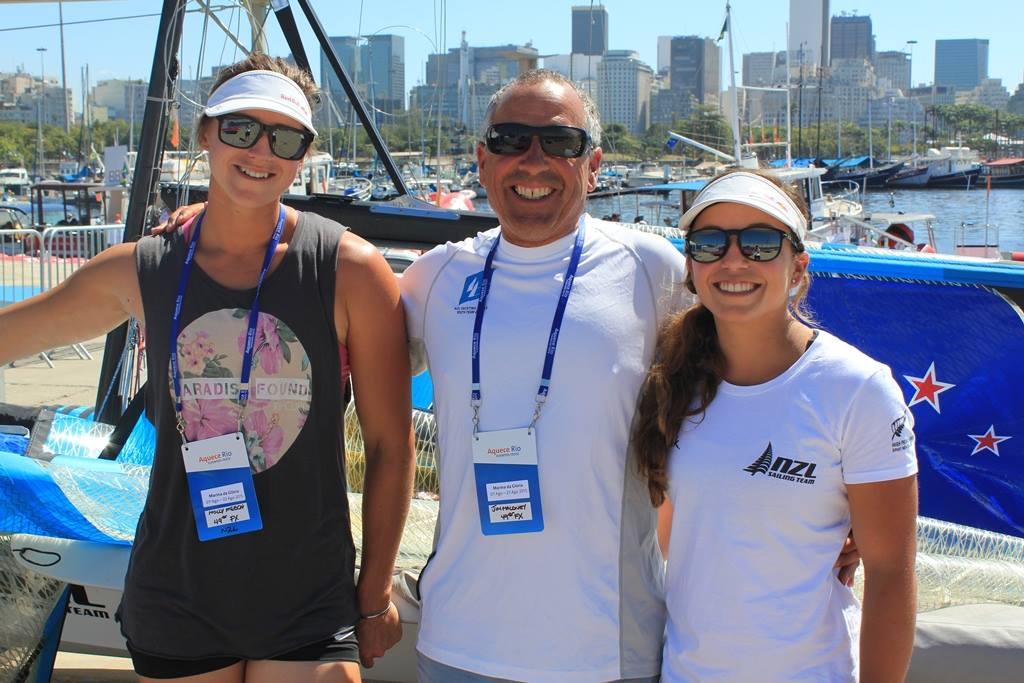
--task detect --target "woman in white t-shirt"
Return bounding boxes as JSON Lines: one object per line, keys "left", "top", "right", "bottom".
{"left": 633, "top": 170, "right": 918, "bottom": 682}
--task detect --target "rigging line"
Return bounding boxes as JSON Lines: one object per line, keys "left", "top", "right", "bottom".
{"left": 170, "top": 28, "right": 211, "bottom": 112}
{"left": 227, "top": 3, "right": 244, "bottom": 64}
{"left": 175, "top": 0, "right": 216, "bottom": 205}
{"left": 194, "top": 0, "right": 250, "bottom": 56}
{"left": 0, "top": 6, "right": 229, "bottom": 33}
{"left": 150, "top": 0, "right": 188, "bottom": 195}
{"left": 216, "top": 3, "right": 239, "bottom": 71}
{"left": 239, "top": 0, "right": 270, "bottom": 53}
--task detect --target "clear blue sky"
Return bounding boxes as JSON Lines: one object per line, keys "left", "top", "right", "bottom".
{"left": 2, "top": 0, "right": 1021, "bottom": 113}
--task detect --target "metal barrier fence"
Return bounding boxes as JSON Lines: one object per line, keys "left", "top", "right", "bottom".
{"left": 1, "top": 224, "right": 124, "bottom": 369}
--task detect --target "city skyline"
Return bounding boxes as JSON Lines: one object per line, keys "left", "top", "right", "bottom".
{"left": 2, "top": 0, "right": 1022, "bottom": 115}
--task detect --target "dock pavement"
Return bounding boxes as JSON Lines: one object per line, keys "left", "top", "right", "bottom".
{"left": 1, "top": 339, "right": 107, "bottom": 409}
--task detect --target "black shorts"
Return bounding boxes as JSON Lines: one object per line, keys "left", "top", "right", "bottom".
{"left": 127, "top": 629, "right": 360, "bottom": 680}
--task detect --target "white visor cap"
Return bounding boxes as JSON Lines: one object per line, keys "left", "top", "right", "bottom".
{"left": 678, "top": 171, "right": 808, "bottom": 242}
{"left": 204, "top": 69, "right": 317, "bottom": 136}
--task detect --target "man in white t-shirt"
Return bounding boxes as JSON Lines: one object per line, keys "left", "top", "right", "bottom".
{"left": 401, "top": 70, "right": 687, "bottom": 682}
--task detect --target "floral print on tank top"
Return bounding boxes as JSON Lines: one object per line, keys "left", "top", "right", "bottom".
{"left": 172, "top": 309, "right": 312, "bottom": 472}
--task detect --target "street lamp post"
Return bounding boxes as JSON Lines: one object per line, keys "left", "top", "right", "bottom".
{"left": 36, "top": 47, "right": 47, "bottom": 179}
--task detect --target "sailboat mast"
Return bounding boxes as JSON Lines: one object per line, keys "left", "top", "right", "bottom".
{"left": 725, "top": 2, "right": 742, "bottom": 164}
{"left": 868, "top": 100, "right": 874, "bottom": 165}
{"left": 785, "top": 22, "right": 792, "bottom": 166}
{"left": 95, "top": 0, "right": 186, "bottom": 423}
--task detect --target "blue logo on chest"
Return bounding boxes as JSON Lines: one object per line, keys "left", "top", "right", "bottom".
{"left": 459, "top": 271, "right": 485, "bottom": 304}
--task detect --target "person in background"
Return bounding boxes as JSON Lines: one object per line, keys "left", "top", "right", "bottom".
{"left": 634, "top": 169, "right": 918, "bottom": 683}
{"left": 0, "top": 53, "right": 414, "bottom": 682}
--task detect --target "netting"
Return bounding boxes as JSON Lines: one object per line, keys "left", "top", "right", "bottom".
{"left": 47, "top": 461, "right": 149, "bottom": 542}
{"left": 344, "top": 402, "right": 438, "bottom": 571}
{"left": 917, "top": 516, "right": 1024, "bottom": 562}
{"left": 616, "top": 221, "right": 685, "bottom": 241}
{"left": 0, "top": 535, "right": 65, "bottom": 683}
{"left": 847, "top": 517, "right": 1024, "bottom": 612}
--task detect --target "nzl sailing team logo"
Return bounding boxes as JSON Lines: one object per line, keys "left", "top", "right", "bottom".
{"left": 743, "top": 442, "right": 817, "bottom": 485}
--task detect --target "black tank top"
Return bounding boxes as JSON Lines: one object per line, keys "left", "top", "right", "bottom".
{"left": 121, "top": 211, "right": 357, "bottom": 659}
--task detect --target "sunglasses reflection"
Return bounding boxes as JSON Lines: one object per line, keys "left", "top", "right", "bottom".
{"left": 686, "top": 226, "right": 803, "bottom": 263}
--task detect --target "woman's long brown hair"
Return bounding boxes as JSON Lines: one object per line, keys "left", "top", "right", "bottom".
{"left": 633, "top": 169, "right": 814, "bottom": 505}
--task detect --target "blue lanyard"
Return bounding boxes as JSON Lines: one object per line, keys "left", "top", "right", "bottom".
{"left": 470, "top": 223, "right": 586, "bottom": 434}
{"left": 170, "top": 206, "right": 287, "bottom": 441}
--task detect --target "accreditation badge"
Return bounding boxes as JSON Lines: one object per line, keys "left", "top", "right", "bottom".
{"left": 471, "top": 427, "right": 544, "bottom": 535}
{"left": 181, "top": 432, "right": 263, "bottom": 541}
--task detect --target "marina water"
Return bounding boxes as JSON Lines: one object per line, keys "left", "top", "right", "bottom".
{"left": 11, "top": 188, "right": 1024, "bottom": 254}
{"left": 482, "top": 187, "right": 1024, "bottom": 253}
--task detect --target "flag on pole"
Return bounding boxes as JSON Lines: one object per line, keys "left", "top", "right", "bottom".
{"left": 717, "top": 15, "right": 729, "bottom": 43}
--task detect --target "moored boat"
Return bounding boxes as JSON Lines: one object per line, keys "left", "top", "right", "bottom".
{"left": 981, "top": 157, "right": 1024, "bottom": 187}
{"left": 824, "top": 156, "right": 905, "bottom": 188}
{"left": 926, "top": 146, "right": 983, "bottom": 188}
{"left": 887, "top": 163, "right": 932, "bottom": 188}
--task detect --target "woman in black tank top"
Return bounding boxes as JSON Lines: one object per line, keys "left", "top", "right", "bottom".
{"left": 0, "top": 53, "right": 414, "bottom": 683}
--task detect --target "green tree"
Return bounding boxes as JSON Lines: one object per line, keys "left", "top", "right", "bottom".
{"left": 601, "top": 123, "right": 642, "bottom": 158}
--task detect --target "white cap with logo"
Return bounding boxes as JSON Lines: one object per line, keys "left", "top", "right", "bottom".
{"left": 678, "top": 171, "right": 808, "bottom": 241}
{"left": 204, "top": 69, "right": 317, "bottom": 136}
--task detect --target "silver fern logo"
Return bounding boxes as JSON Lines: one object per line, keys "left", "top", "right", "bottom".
{"left": 743, "top": 444, "right": 773, "bottom": 475}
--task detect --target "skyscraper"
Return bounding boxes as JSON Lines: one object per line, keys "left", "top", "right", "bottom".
{"left": 742, "top": 52, "right": 787, "bottom": 87}
{"left": 669, "top": 36, "right": 721, "bottom": 117}
{"left": 789, "top": 0, "right": 829, "bottom": 71}
{"left": 572, "top": 5, "right": 608, "bottom": 56}
{"left": 657, "top": 36, "right": 672, "bottom": 75}
{"left": 321, "top": 35, "right": 404, "bottom": 125}
{"left": 413, "top": 43, "right": 539, "bottom": 131}
{"left": 934, "top": 39, "right": 989, "bottom": 91}
{"left": 597, "top": 50, "right": 652, "bottom": 135}
{"left": 830, "top": 14, "right": 874, "bottom": 63}
{"left": 874, "top": 51, "right": 911, "bottom": 94}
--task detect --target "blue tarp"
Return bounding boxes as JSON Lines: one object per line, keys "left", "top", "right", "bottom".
{"left": 769, "top": 158, "right": 818, "bottom": 168}
{"left": 837, "top": 156, "right": 871, "bottom": 168}
{"left": 0, "top": 433, "right": 28, "bottom": 455}
{"left": 635, "top": 180, "right": 708, "bottom": 193}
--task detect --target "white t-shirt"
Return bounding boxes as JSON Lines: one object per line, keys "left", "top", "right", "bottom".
{"left": 662, "top": 330, "right": 918, "bottom": 683}
{"left": 401, "top": 215, "right": 687, "bottom": 683}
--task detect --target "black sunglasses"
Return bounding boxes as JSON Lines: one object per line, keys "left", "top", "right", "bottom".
{"left": 216, "top": 114, "right": 314, "bottom": 161}
{"left": 685, "top": 225, "right": 805, "bottom": 264}
{"left": 484, "top": 123, "right": 591, "bottom": 158}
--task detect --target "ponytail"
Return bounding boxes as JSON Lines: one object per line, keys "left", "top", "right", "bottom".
{"left": 633, "top": 294, "right": 724, "bottom": 505}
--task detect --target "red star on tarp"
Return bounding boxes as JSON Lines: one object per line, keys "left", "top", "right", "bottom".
{"left": 968, "top": 426, "right": 1012, "bottom": 456}
{"left": 903, "top": 362, "right": 955, "bottom": 413}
